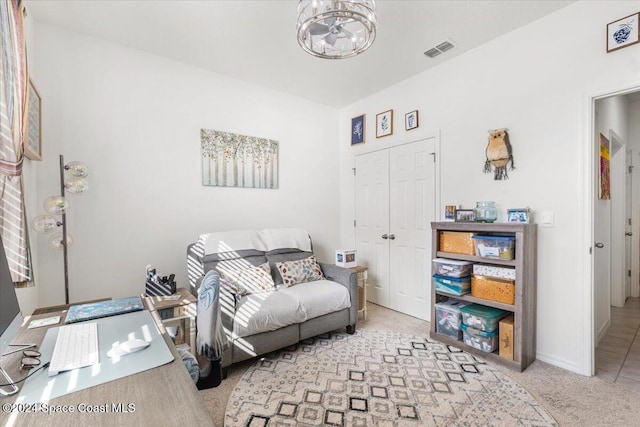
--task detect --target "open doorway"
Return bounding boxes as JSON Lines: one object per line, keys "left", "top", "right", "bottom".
{"left": 593, "top": 90, "right": 640, "bottom": 388}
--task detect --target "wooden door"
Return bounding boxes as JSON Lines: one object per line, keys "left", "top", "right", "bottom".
{"left": 389, "top": 139, "right": 434, "bottom": 320}
{"left": 355, "top": 150, "right": 390, "bottom": 306}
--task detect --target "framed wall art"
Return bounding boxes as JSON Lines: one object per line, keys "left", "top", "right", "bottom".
{"left": 607, "top": 12, "right": 639, "bottom": 53}
{"left": 25, "top": 78, "right": 42, "bottom": 161}
{"left": 376, "top": 109, "right": 393, "bottom": 138}
{"left": 405, "top": 110, "right": 418, "bottom": 131}
{"left": 599, "top": 132, "right": 610, "bottom": 199}
{"left": 201, "top": 129, "right": 279, "bottom": 189}
{"left": 351, "top": 114, "right": 365, "bottom": 145}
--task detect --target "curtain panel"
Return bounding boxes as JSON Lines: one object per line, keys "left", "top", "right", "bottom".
{"left": 0, "top": 0, "right": 31, "bottom": 283}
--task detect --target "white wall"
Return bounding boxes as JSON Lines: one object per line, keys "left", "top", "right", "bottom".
{"left": 30, "top": 23, "right": 341, "bottom": 305}
{"left": 339, "top": 0, "right": 640, "bottom": 375}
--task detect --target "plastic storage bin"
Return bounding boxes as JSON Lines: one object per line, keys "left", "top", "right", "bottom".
{"left": 459, "top": 304, "right": 509, "bottom": 332}
{"left": 471, "top": 275, "right": 515, "bottom": 305}
{"left": 439, "top": 231, "right": 475, "bottom": 255}
{"left": 471, "top": 235, "right": 515, "bottom": 260}
{"left": 432, "top": 258, "right": 474, "bottom": 278}
{"left": 433, "top": 275, "right": 471, "bottom": 296}
{"left": 472, "top": 263, "right": 516, "bottom": 280}
{"left": 435, "top": 299, "right": 470, "bottom": 339}
{"left": 461, "top": 323, "right": 499, "bottom": 352}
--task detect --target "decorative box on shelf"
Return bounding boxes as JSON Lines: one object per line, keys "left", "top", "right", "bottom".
{"left": 335, "top": 249, "right": 357, "bottom": 268}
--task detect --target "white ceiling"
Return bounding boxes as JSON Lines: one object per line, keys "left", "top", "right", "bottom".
{"left": 27, "top": 0, "right": 574, "bottom": 107}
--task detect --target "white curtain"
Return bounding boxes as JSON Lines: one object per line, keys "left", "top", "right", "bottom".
{"left": 0, "top": 0, "right": 31, "bottom": 283}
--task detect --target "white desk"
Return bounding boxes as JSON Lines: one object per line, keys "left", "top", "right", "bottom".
{"left": 0, "top": 305, "right": 214, "bottom": 426}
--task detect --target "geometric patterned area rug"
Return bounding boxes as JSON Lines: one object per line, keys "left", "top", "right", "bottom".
{"left": 225, "top": 330, "right": 558, "bottom": 426}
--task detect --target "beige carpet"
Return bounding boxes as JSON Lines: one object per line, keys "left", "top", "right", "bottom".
{"left": 199, "top": 304, "right": 640, "bottom": 426}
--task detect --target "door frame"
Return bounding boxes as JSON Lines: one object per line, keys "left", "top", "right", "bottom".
{"left": 583, "top": 82, "right": 640, "bottom": 376}
{"left": 609, "top": 129, "right": 627, "bottom": 308}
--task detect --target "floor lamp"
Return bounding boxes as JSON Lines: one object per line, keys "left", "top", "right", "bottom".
{"left": 32, "top": 155, "right": 88, "bottom": 304}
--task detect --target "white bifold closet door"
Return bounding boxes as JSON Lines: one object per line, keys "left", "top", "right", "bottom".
{"left": 355, "top": 138, "right": 436, "bottom": 320}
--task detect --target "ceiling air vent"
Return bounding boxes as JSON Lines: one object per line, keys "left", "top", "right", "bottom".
{"left": 424, "top": 39, "right": 456, "bottom": 59}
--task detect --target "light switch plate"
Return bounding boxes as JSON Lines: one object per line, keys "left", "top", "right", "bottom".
{"left": 540, "top": 211, "right": 554, "bottom": 228}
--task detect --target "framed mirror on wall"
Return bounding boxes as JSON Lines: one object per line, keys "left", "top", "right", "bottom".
{"left": 25, "top": 78, "right": 42, "bottom": 161}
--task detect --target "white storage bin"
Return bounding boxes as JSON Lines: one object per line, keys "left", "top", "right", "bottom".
{"left": 432, "top": 258, "right": 473, "bottom": 278}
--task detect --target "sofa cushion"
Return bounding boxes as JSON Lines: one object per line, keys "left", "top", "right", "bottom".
{"left": 219, "top": 262, "right": 275, "bottom": 296}
{"left": 275, "top": 255, "right": 325, "bottom": 287}
{"left": 278, "top": 280, "right": 351, "bottom": 321}
{"left": 266, "top": 249, "right": 314, "bottom": 285}
{"left": 233, "top": 291, "right": 306, "bottom": 338}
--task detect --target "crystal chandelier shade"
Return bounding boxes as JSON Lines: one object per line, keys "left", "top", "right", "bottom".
{"left": 296, "top": 0, "right": 377, "bottom": 59}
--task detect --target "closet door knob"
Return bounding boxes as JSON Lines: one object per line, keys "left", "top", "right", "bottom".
{"left": 381, "top": 234, "right": 389, "bottom": 240}
{"left": 388, "top": 234, "right": 396, "bottom": 240}
{"left": 594, "top": 242, "right": 604, "bottom": 249}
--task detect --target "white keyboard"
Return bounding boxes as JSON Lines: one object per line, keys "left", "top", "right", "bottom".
{"left": 48, "top": 322, "right": 99, "bottom": 376}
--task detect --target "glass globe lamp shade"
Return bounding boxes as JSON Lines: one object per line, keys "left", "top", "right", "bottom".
{"left": 32, "top": 214, "right": 60, "bottom": 234}
{"left": 49, "top": 233, "right": 73, "bottom": 250}
{"left": 44, "top": 196, "right": 68, "bottom": 215}
{"left": 65, "top": 161, "right": 89, "bottom": 178}
{"left": 64, "top": 177, "right": 89, "bottom": 194}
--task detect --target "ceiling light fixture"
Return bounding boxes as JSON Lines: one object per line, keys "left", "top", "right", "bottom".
{"left": 296, "top": 0, "right": 377, "bottom": 59}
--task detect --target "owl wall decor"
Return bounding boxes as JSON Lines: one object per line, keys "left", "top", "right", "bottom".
{"left": 484, "top": 128, "right": 515, "bottom": 180}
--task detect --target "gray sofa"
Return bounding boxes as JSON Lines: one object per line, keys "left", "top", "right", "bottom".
{"left": 187, "top": 228, "right": 358, "bottom": 371}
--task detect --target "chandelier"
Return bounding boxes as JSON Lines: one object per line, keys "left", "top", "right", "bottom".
{"left": 296, "top": 0, "right": 377, "bottom": 59}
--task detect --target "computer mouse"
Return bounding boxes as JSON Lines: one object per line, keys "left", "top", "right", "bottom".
{"left": 107, "top": 339, "right": 150, "bottom": 358}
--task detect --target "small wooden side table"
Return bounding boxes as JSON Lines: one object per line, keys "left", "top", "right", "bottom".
{"left": 146, "top": 287, "right": 197, "bottom": 355}
{"left": 350, "top": 266, "right": 368, "bottom": 320}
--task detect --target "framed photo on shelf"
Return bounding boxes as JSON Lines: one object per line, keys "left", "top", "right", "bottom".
{"left": 507, "top": 208, "right": 530, "bottom": 223}
{"left": 443, "top": 204, "right": 457, "bottom": 222}
{"left": 455, "top": 209, "right": 476, "bottom": 222}
{"left": 351, "top": 114, "right": 365, "bottom": 145}
{"left": 25, "top": 78, "right": 42, "bottom": 161}
{"left": 607, "top": 12, "right": 639, "bottom": 53}
{"left": 405, "top": 110, "right": 418, "bottom": 131}
{"left": 376, "top": 109, "right": 393, "bottom": 138}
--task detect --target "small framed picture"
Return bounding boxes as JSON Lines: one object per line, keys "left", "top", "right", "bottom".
{"left": 455, "top": 209, "right": 476, "bottom": 222}
{"left": 405, "top": 110, "right": 418, "bottom": 131}
{"left": 607, "top": 12, "right": 639, "bottom": 53}
{"left": 443, "top": 204, "right": 457, "bottom": 222}
{"left": 507, "top": 208, "right": 530, "bottom": 223}
{"left": 351, "top": 114, "right": 365, "bottom": 145}
{"left": 376, "top": 109, "right": 393, "bottom": 138}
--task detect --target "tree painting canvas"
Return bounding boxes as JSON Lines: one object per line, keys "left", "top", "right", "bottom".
{"left": 201, "top": 129, "right": 279, "bottom": 189}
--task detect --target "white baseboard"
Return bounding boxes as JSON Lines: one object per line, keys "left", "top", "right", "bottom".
{"left": 596, "top": 318, "right": 611, "bottom": 347}
{"left": 536, "top": 351, "right": 589, "bottom": 376}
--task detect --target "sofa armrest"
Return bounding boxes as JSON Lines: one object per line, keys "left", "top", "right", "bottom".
{"left": 319, "top": 263, "right": 358, "bottom": 326}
